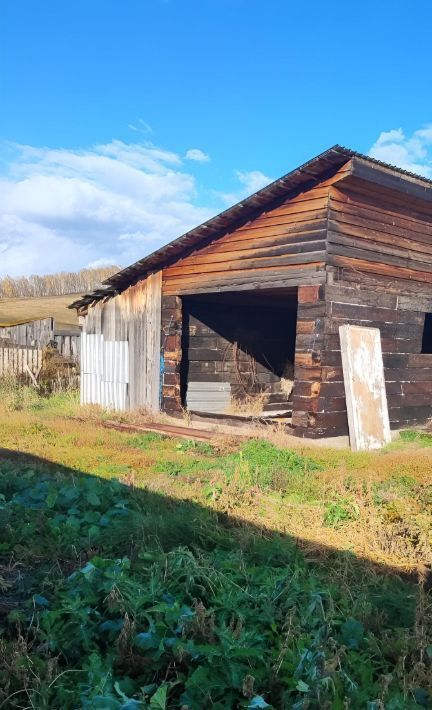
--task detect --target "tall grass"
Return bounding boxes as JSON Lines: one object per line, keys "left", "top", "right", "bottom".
{"left": 0, "top": 372, "right": 79, "bottom": 415}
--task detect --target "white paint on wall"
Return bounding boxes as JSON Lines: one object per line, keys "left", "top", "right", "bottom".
{"left": 339, "top": 324, "right": 391, "bottom": 451}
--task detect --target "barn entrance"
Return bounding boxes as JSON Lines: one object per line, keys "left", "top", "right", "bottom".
{"left": 181, "top": 289, "right": 298, "bottom": 420}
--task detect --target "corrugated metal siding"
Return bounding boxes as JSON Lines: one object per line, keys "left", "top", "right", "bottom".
{"left": 81, "top": 333, "right": 103, "bottom": 375}
{"left": 81, "top": 373, "right": 100, "bottom": 405}
{"left": 104, "top": 341, "right": 129, "bottom": 384}
{"left": 100, "top": 381, "right": 128, "bottom": 410}
{"left": 80, "top": 334, "right": 128, "bottom": 410}
{"left": 80, "top": 271, "right": 161, "bottom": 411}
{"left": 186, "top": 381, "right": 231, "bottom": 414}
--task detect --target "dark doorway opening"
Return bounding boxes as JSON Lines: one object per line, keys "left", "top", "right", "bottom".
{"left": 421, "top": 313, "right": 432, "bottom": 354}
{"left": 181, "top": 289, "right": 298, "bottom": 419}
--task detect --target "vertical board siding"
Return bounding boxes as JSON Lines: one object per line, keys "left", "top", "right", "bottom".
{"left": 0, "top": 318, "right": 80, "bottom": 361}
{"left": 0, "top": 346, "right": 42, "bottom": 379}
{"left": 80, "top": 271, "right": 162, "bottom": 411}
{"left": 0, "top": 318, "right": 54, "bottom": 347}
{"left": 54, "top": 333, "right": 81, "bottom": 361}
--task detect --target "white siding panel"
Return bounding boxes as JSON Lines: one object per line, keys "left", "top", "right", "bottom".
{"left": 187, "top": 381, "right": 231, "bottom": 414}
{"left": 100, "top": 381, "right": 128, "bottom": 410}
{"left": 81, "top": 373, "right": 101, "bottom": 405}
{"left": 79, "top": 271, "right": 161, "bottom": 412}
{"left": 81, "top": 333, "right": 103, "bottom": 375}
{"left": 103, "top": 341, "right": 129, "bottom": 383}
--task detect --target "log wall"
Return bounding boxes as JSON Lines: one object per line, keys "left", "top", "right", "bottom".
{"left": 78, "top": 156, "right": 432, "bottom": 435}
{"left": 160, "top": 295, "right": 183, "bottom": 414}
{"left": 293, "top": 178, "right": 432, "bottom": 437}
{"left": 160, "top": 172, "right": 343, "bottom": 418}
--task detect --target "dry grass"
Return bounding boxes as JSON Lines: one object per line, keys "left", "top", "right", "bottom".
{"left": 0, "top": 387, "right": 431, "bottom": 576}
{"left": 227, "top": 391, "right": 269, "bottom": 417}
{"left": 0, "top": 293, "right": 82, "bottom": 328}
{"left": 280, "top": 376, "right": 294, "bottom": 397}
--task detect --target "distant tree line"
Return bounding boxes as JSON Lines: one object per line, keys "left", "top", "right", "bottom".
{"left": 0, "top": 266, "right": 121, "bottom": 298}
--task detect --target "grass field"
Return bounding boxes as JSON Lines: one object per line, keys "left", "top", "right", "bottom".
{"left": 0, "top": 294, "right": 82, "bottom": 328}
{"left": 0, "top": 383, "right": 431, "bottom": 708}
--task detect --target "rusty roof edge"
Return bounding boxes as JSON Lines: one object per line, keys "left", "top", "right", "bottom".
{"left": 102, "top": 145, "right": 347, "bottom": 289}
{"left": 69, "top": 144, "right": 432, "bottom": 310}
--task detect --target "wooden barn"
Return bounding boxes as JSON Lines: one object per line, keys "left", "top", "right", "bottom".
{"left": 0, "top": 316, "right": 81, "bottom": 382}
{"left": 70, "top": 145, "right": 432, "bottom": 438}
{"left": 0, "top": 317, "right": 80, "bottom": 360}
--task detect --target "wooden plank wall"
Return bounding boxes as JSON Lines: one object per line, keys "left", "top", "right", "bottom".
{"left": 0, "top": 318, "right": 54, "bottom": 347}
{"left": 160, "top": 173, "right": 345, "bottom": 418}
{"left": 185, "top": 308, "right": 290, "bottom": 392}
{"left": 300, "top": 181, "right": 432, "bottom": 436}
{"left": 82, "top": 271, "right": 162, "bottom": 411}
{"left": 183, "top": 296, "right": 297, "bottom": 404}
{"left": 0, "top": 346, "right": 42, "bottom": 379}
{"left": 53, "top": 333, "right": 80, "bottom": 361}
{"left": 162, "top": 177, "right": 342, "bottom": 296}
{"left": 291, "top": 285, "right": 327, "bottom": 434}
{"left": 160, "top": 295, "right": 183, "bottom": 414}
{"left": 0, "top": 318, "right": 80, "bottom": 362}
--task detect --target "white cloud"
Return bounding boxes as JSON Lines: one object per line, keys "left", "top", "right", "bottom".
{"left": 217, "top": 169, "right": 272, "bottom": 206}
{"left": 127, "top": 118, "right": 153, "bottom": 135}
{"left": 185, "top": 148, "right": 210, "bottom": 162}
{"left": 369, "top": 125, "right": 432, "bottom": 177}
{"left": 0, "top": 136, "right": 274, "bottom": 278}
{"left": 235, "top": 170, "right": 272, "bottom": 194}
{"left": 0, "top": 139, "right": 213, "bottom": 276}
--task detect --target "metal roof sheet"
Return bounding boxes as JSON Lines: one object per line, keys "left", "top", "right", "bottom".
{"left": 69, "top": 144, "right": 432, "bottom": 310}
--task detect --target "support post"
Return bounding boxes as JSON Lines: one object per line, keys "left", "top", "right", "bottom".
{"left": 160, "top": 295, "right": 183, "bottom": 414}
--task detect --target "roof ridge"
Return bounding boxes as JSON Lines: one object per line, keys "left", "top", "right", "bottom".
{"left": 70, "top": 144, "right": 432, "bottom": 310}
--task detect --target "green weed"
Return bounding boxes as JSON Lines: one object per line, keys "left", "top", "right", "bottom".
{"left": 126, "top": 432, "right": 167, "bottom": 448}
{"left": 1, "top": 398, "right": 432, "bottom": 708}
{"left": 324, "top": 496, "right": 360, "bottom": 528}
{"left": 0, "top": 455, "right": 430, "bottom": 709}
{"left": 222, "top": 439, "right": 322, "bottom": 497}
{"left": 400, "top": 430, "right": 432, "bottom": 446}
{"left": 175, "top": 439, "right": 215, "bottom": 455}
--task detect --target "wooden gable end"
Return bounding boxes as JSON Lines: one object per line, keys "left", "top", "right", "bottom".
{"left": 327, "top": 175, "right": 432, "bottom": 290}
{"left": 162, "top": 168, "right": 350, "bottom": 295}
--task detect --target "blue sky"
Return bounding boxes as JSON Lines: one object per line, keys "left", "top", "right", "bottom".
{"left": 1, "top": 0, "right": 432, "bottom": 276}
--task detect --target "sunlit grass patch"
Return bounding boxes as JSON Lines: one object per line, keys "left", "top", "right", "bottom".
{"left": 0, "top": 452, "right": 430, "bottom": 708}
{"left": 400, "top": 429, "right": 432, "bottom": 446}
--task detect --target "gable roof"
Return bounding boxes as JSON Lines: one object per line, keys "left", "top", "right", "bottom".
{"left": 70, "top": 144, "right": 432, "bottom": 310}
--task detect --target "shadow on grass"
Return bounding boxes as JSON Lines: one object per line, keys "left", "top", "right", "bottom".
{"left": 0, "top": 447, "right": 430, "bottom": 709}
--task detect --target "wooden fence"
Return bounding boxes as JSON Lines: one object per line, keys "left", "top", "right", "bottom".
{"left": 0, "top": 345, "right": 43, "bottom": 380}
{"left": 0, "top": 318, "right": 80, "bottom": 362}
{"left": 54, "top": 332, "right": 80, "bottom": 360}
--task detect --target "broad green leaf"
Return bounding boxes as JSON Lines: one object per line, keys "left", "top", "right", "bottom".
{"left": 248, "top": 697, "right": 271, "bottom": 709}
{"left": 149, "top": 684, "right": 168, "bottom": 710}
{"left": 340, "top": 618, "right": 364, "bottom": 649}
{"left": 46, "top": 491, "right": 58, "bottom": 508}
{"left": 86, "top": 491, "right": 101, "bottom": 506}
